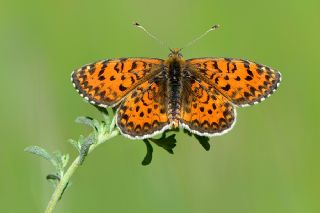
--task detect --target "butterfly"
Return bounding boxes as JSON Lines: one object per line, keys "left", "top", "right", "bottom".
{"left": 71, "top": 48, "right": 281, "bottom": 139}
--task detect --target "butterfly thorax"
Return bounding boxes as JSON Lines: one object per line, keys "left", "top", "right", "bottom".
{"left": 165, "top": 49, "right": 186, "bottom": 128}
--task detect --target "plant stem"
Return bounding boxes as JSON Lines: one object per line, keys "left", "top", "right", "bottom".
{"left": 44, "top": 130, "right": 119, "bottom": 213}
{"left": 45, "top": 155, "right": 80, "bottom": 213}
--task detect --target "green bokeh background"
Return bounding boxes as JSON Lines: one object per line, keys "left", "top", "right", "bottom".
{"left": 1, "top": 0, "right": 319, "bottom": 212}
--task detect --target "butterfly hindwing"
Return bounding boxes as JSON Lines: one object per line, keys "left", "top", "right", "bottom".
{"left": 181, "top": 78, "right": 236, "bottom": 136}
{"left": 116, "top": 78, "right": 170, "bottom": 139}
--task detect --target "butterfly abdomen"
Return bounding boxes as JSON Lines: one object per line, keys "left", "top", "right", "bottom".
{"left": 167, "top": 58, "right": 183, "bottom": 127}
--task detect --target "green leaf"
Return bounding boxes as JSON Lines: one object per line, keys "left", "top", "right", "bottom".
{"left": 51, "top": 151, "right": 69, "bottom": 173}
{"left": 140, "top": 131, "right": 177, "bottom": 165}
{"left": 183, "top": 128, "right": 193, "bottom": 136}
{"left": 94, "top": 106, "right": 109, "bottom": 115}
{"left": 182, "top": 129, "right": 211, "bottom": 151}
{"left": 194, "top": 135, "right": 210, "bottom": 151}
{"left": 61, "top": 154, "right": 70, "bottom": 169}
{"left": 92, "top": 119, "right": 101, "bottom": 132}
{"left": 79, "top": 135, "right": 94, "bottom": 165}
{"left": 150, "top": 131, "right": 177, "bottom": 154}
{"left": 108, "top": 116, "right": 117, "bottom": 133}
{"left": 46, "top": 173, "right": 61, "bottom": 188}
{"left": 24, "top": 146, "right": 53, "bottom": 162}
{"left": 75, "top": 116, "right": 97, "bottom": 131}
{"left": 101, "top": 110, "right": 111, "bottom": 127}
{"left": 24, "top": 146, "right": 69, "bottom": 175}
{"left": 46, "top": 174, "right": 61, "bottom": 181}
{"left": 68, "top": 139, "right": 81, "bottom": 152}
{"left": 77, "top": 135, "right": 87, "bottom": 146}
{"left": 142, "top": 139, "right": 153, "bottom": 166}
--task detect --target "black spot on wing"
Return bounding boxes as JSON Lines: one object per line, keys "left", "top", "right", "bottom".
{"left": 221, "top": 84, "right": 231, "bottom": 91}
{"left": 119, "top": 84, "right": 127, "bottom": 91}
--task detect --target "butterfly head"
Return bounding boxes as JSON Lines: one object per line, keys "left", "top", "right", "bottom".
{"left": 169, "top": 48, "right": 183, "bottom": 59}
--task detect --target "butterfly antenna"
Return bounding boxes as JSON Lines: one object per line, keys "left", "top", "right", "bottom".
{"left": 133, "top": 22, "right": 170, "bottom": 50}
{"left": 181, "top": 24, "right": 220, "bottom": 50}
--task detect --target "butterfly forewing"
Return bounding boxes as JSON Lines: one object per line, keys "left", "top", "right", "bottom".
{"left": 71, "top": 58, "right": 163, "bottom": 107}
{"left": 186, "top": 58, "right": 281, "bottom": 106}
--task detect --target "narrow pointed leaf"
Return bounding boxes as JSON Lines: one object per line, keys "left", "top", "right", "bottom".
{"left": 24, "top": 146, "right": 53, "bottom": 162}
{"left": 79, "top": 135, "right": 94, "bottom": 165}
{"left": 75, "top": 116, "right": 97, "bottom": 131}
{"left": 68, "top": 139, "right": 81, "bottom": 153}
{"left": 142, "top": 139, "right": 153, "bottom": 166}
{"left": 194, "top": 135, "right": 210, "bottom": 151}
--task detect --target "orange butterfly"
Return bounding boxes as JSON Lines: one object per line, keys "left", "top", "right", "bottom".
{"left": 71, "top": 47, "right": 281, "bottom": 139}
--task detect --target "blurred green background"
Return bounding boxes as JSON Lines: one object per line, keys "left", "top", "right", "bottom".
{"left": 1, "top": 0, "right": 319, "bottom": 212}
